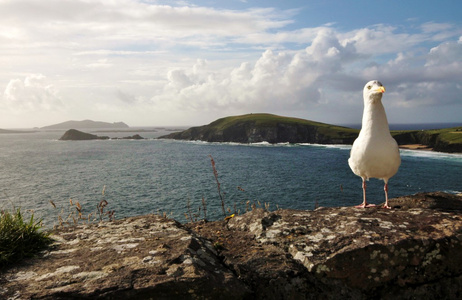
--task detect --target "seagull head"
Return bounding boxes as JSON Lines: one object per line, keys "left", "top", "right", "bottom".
{"left": 363, "top": 80, "right": 385, "bottom": 104}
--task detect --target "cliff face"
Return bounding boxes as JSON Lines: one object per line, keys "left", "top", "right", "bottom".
{"left": 2, "top": 192, "right": 462, "bottom": 299}
{"left": 159, "top": 114, "right": 359, "bottom": 144}
{"left": 159, "top": 114, "right": 462, "bottom": 152}
{"left": 392, "top": 128, "right": 462, "bottom": 153}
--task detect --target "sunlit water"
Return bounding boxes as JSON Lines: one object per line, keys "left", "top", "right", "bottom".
{"left": 0, "top": 129, "right": 461, "bottom": 228}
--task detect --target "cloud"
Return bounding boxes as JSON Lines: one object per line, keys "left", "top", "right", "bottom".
{"left": 147, "top": 27, "right": 462, "bottom": 116}
{"left": 0, "top": 0, "right": 294, "bottom": 51}
{"left": 341, "top": 25, "right": 426, "bottom": 55}
{"left": 150, "top": 29, "right": 362, "bottom": 112}
{"left": 426, "top": 40, "right": 462, "bottom": 67}
{"left": 359, "top": 38, "right": 462, "bottom": 108}
{"left": 0, "top": 1, "right": 461, "bottom": 126}
{"left": 2, "top": 74, "right": 64, "bottom": 111}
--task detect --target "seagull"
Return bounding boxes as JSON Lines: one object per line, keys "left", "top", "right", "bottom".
{"left": 348, "top": 80, "right": 401, "bottom": 209}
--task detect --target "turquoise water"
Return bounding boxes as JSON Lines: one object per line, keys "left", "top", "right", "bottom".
{"left": 0, "top": 130, "right": 461, "bottom": 227}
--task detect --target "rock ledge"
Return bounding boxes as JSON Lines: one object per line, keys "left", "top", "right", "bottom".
{"left": 1, "top": 192, "right": 462, "bottom": 299}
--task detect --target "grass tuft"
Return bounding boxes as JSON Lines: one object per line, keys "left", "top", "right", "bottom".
{"left": 0, "top": 208, "right": 52, "bottom": 268}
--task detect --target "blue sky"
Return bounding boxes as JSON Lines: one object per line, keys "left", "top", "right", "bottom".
{"left": 0, "top": 0, "right": 461, "bottom": 128}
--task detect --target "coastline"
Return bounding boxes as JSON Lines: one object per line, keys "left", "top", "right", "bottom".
{"left": 399, "top": 144, "right": 433, "bottom": 151}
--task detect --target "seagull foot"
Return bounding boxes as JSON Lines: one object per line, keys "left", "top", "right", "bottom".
{"left": 382, "top": 204, "right": 391, "bottom": 209}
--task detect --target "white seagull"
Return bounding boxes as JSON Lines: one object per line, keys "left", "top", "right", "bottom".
{"left": 348, "top": 80, "right": 401, "bottom": 209}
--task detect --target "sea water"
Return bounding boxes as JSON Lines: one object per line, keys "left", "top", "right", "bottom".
{"left": 0, "top": 129, "right": 461, "bottom": 228}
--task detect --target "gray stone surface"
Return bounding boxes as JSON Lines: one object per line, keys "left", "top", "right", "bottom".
{"left": 2, "top": 192, "right": 462, "bottom": 299}
{"left": 1, "top": 215, "right": 249, "bottom": 299}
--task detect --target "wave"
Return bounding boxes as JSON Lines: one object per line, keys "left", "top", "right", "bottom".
{"left": 399, "top": 148, "right": 462, "bottom": 162}
{"left": 298, "top": 143, "right": 352, "bottom": 151}
{"left": 166, "top": 139, "right": 294, "bottom": 147}
{"left": 443, "top": 190, "right": 462, "bottom": 195}
{"left": 159, "top": 139, "right": 462, "bottom": 162}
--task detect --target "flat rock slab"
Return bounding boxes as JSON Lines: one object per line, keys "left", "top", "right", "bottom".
{"left": 0, "top": 215, "right": 250, "bottom": 299}
{"left": 2, "top": 192, "right": 462, "bottom": 299}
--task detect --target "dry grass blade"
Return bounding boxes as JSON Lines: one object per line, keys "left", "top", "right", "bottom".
{"left": 201, "top": 197, "right": 207, "bottom": 221}
{"left": 209, "top": 155, "right": 226, "bottom": 218}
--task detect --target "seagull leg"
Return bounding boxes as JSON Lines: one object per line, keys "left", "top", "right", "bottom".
{"left": 355, "top": 179, "right": 375, "bottom": 208}
{"left": 383, "top": 182, "right": 391, "bottom": 209}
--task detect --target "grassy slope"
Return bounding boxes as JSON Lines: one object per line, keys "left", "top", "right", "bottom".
{"left": 164, "top": 113, "right": 461, "bottom": 151}
{"left": 207, "top": 113, "right": 359, "bottom": 139}
{"left": 392, "top": 127, "right": 462, "bottom": 145}
{"left": 427, "top": 127, "right": 462, "bottom": 145}
{"left": 208, "top": 114, "right": 462, "bottom": 150}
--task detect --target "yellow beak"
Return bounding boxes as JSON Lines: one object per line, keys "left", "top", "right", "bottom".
{"left": 376, "top": 86, "right": 386, "bottom": 93}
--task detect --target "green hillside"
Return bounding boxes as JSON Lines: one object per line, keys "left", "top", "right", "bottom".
{"left": 160, "top": 113, "right": 359, "bottom": 144}
{"left": 209, "top": 113, "right": 358, "bottom": 134}
{"left": 160, "top": 113, "right": 462, "bottom": 153}
{"left": 392, "top": 127, "right": 462, "bottom": 152}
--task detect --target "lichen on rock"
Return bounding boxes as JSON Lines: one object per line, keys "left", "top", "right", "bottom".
{"left": 2, "top": 192, "right": 462, "bottom": 299}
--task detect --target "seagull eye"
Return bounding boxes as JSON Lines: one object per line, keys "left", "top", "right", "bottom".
{"left": 367, "top": 85, "right": 372, "bottom": 90}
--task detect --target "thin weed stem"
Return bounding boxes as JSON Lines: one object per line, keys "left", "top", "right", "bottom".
{"left": 209, "top": 155, "right": 226, "bottom": 218}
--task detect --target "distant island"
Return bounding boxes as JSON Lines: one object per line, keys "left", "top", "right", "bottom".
{"left": 42, "top": 120, "right": 129, "bottom": 130}
{"left": 0, "top": 129, "right": 36, "bottom": 134}
{"left": 59, "top": 129, "right": 144, "bottom": 141}
{"left": 159, "top": 113, "right": 462, "bottom": 153}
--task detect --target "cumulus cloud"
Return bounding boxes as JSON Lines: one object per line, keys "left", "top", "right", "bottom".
{"left": 148, "top": 27, "right": 462, "bottom": 117}
{"left": 0, "top": 1, "right": 461, "bottom": 126}
{"left": 2, "top": 74, "right": 63, "bottom": 111}
{"left": 150, "top": 29, "right": 362, "bottom": 112}
{"left": 358, "top": 38, "right": 462, "bottom": 108}
{"left": 426, "top": 40, "right": 462, "bottom": 67}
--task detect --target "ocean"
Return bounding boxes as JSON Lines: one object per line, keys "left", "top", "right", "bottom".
{"left": 0, "top": 127, "right": 461, "bottom": 228}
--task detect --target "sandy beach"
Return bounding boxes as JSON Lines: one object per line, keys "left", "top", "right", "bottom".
{"left": 399, "top": 144, "right": 433, "bottom": 151}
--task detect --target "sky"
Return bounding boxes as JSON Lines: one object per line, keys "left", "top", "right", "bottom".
{"left": 1, "top": 0, "right": 461, "bottom": 128}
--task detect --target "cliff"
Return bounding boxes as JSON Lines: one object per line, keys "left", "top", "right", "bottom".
{"left": 2, "top": 192, "right": 462, "bottom": 299}
{"left": 392, "top": 127, "right": 462, "bottom": 153}
{"left": 42, "top": 120, "right": 129, "bottom": 130}
{"left": 159, "top": 113, "right": 359, "bottom": 144}
{"left": 158, "top": 113, "right": 462, "bottom": 153}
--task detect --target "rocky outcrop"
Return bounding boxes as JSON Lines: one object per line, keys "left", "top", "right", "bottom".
{"left": 0, "top": 215, "right": 250, "bottom": 299}
{"left": 118, "top": 134, "right": 144, "bottom": 140}
{"left": 2, "top": 192, "right": 462, "bottom": 299}
{"left": 59, "top": 129, "right": 144, "bottom": 141}
{"left": 59, "top": 129, "right": 109, "bottom": 140}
